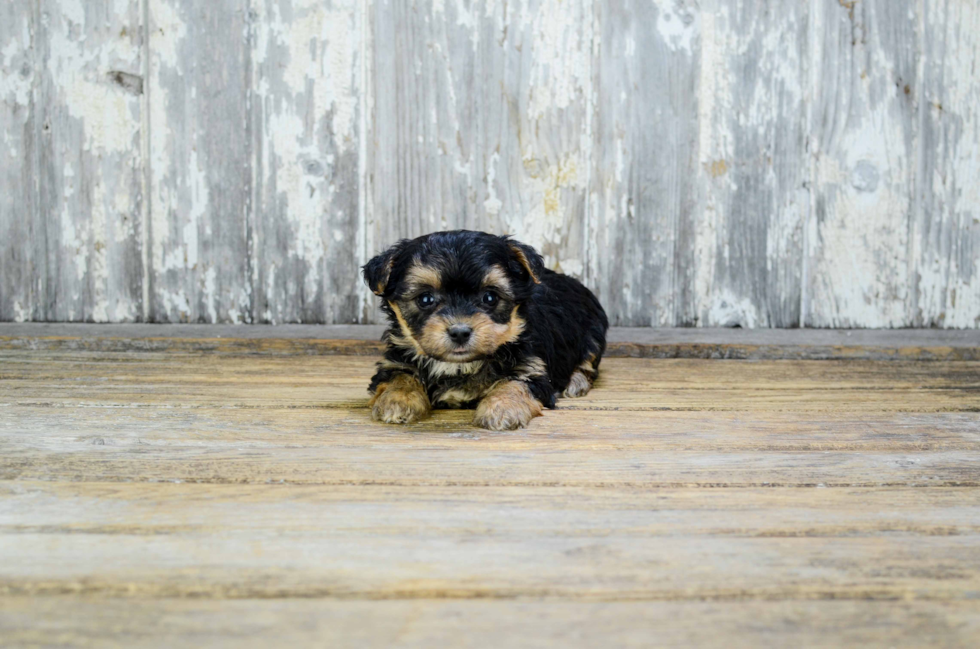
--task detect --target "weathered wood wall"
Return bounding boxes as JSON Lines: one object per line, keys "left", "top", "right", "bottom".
{"left": 1, "top": 0, "right": 977, "bottom": 327}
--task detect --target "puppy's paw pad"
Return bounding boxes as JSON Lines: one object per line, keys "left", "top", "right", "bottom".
{"left": 474, "top": 381, "right": 542, "bottom": 431}
{"left": 562, "top": 370, "right": 593, "bottom": 398}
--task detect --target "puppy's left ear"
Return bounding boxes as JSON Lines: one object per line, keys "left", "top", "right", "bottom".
{"left": 507, "top": 238, "right": 543, "bottom": 285}
{"left": 363, "top": 241, "right": 405, "bottom": 296}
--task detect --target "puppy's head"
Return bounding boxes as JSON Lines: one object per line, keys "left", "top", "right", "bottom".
{"left": 363, "top": 231, "right": 543, "bottom": 362}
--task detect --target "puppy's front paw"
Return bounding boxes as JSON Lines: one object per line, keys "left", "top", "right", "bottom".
{"left": 370, "top": 374, "right": 430, "bottom": 424}
{"left": 474, "top": 381, "right": 543, "bottom": 431}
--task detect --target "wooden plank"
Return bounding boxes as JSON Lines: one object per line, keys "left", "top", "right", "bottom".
{"left": 2, "top": 353, "right": 978, "bottom": 411}
{"left": 366, "top": 0, "right": 593, "bottom": 314}
{"left": 913, "top": 0, "right": 980, "bottom": 328}
{"left": 1, "top": 598, "right": 978, "bottom": 649}
{"left": 2, "top": 324, "right": 979, "bottom": 360}
{"left": 589, "top": 0, "right": 699, "bottom": 326}
{"left": 33, "top": 0, "right": 145, "bottom": 322}
{"left": 1, "top": 483, "right": 979, "bottom": 600}
{"left": 693, "top": 0, "right": 809, "bottom": 327}
{"left": 806, "top": 0, "right": 919, "bottom": 327}
{"left": 147, "top": 0, "right": 250, "bottom": 323}
{"left": 5, "top": 407, "right": 979, "bottom": 453}
{"left": 3, "top": 405, "right": 978, "bottom": 485}
{"left": 0, "top": 2, "right": 39, "bottom": 323}
{"left": 249, "top": 0, "right": 360, "bottom": 324}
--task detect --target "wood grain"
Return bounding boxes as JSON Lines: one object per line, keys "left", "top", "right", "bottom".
{"left": 0, "top": 1, "right": 38, "bottom": 323}
{"left": 806, "top": 0, "right": 918, "bottom": 327}
{"left": 34, "top": 0, "right": 145, "bottom": 322}
{"left": 913, "top": 0, "right": 980, "bottom": 328}
{"left": 1, "top": 483, "right": 980, "bottom": 601}
{"left": 249, "top": 0, "right": 361, "bottom": 325}
{"left": 2, "top": 346, "right": 979, "bottom": 644}
{"left": 694, "top": 0, "right": 809, "bottom": 327}
{"left": 2, "top": 353, "right": 979, "bottom": 411}
{"left": 0, "top": 598, "right": 977, "bottom": 648}
{"left": 146, "top": 0, "right": 251, "bottom": 323}
{"left": 4, "top": 2, "right": 980, "bottom": 328}
{"left": 589, "top": 0, "right": 699, "bottom": 326}
{"left": 3, "top": 324, "right": 980, "bottom": 360}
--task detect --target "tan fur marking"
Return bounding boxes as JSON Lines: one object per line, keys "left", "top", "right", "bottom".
{"left": 370, "top": 374, "right": 431, "bottom": 424}
{"left": 510, "top": 244, "right": 541, "bottom": 284}
{"left": 434, "top": 387, "right": 481, "bottom": 407}
{"left": 578, "top": 355, "right": 598, "bottom": 377}
{"left": 388, "top": 301, "right": 427, "bottom": 357}
{"left": 562, "top": 370, "right": 593, "bottom": 398}
{"left": 404, "top": 262, "right": 441, "bottom": 291}
{"left": 373, "top": 258, "right": 396, "bottom": 295}
{"left": 481, "top": 265, "right": 513, "bottom": 297}
{"left": 514, "top": 356, "right": 547, "bottom": 380}
{"left": 379, "top": 358, "right": 415, "bottom": 372}
{"left": 474, "top": 381, "right": 543, "bottom": 431}
{"left": 418, "top": 307, "right": 525, "bottom": 360}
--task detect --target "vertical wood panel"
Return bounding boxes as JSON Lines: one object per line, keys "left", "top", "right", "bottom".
{"left": 34, "top": 0, "right": 145, "bottom": 321}
{"left": 693, "top": 0, "right": 809, "bottom": 327}
{"left": 366, "top": 0, "right": 593, "bottom": 322}
{"left": 806, "top": 0, "right": 919, "bottom": 327}
{"left": 250, "top": 0, "right": 360, "bottom": 324}
{"left": 913, "top": 0, "right": 980, "bottom": 328}
{"left": 147, "top": 0, "right": 251, "bottom": 323}
{"left": 2, "top": 0, "right": 979, "bottom": 328}
{"left": 589, "top": 0, "right": 700, "bottom": 327}
{"left": 0, "top": 3, "right": 38, "bottom": 322}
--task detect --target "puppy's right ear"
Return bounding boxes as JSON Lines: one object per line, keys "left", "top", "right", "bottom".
{"left": 506, "top": 238, "right": 544, "bottom": 285}
{"left": 363, "top": 242, "right": 404, "bottom": 296}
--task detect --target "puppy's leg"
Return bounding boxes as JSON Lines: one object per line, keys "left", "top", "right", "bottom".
{"left": 474, "top": 380, "right": 543, "bottom": 431}
{"left": 562, "top": 355, "right": 598, "bottom": 398}
{"left": 370, "top": 373, "right": 431, "bottom": 424}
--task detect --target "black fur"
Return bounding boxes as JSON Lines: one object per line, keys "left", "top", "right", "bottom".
{"left": 364, "top": 230, "right": 608, "bottom": 419}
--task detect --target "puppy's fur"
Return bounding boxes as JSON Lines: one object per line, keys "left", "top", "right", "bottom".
{"left": 364, "top": 230, "right": 608, "bottom": 430}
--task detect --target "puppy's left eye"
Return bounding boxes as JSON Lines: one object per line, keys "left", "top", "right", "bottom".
{"left": 482, "top": 291, "right": 498, "bottom": 306}
{"left": 417, "top": 293, "right": 436, "bottom": 308}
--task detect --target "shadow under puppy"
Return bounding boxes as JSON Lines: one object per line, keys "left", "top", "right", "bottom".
{"left": 363, "top": 230, "right": 608, "bottom": 430}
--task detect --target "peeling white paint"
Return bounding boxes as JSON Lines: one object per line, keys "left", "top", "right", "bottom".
{"left": 4, "top": 0, "right": 980, "bottom": 328}
{"left": 484, "top": 151, "right": 502, "bottom": 216}
{"left": 149, "top": 1, "right": 187, "bottom": 69}
{"left": 808, "top": 0, "right": 916, "bottom": 327}
{"left": 526, "top": 0, "right": 591, "bottom": 119}
{"left": 654, "top": 0, "right": 698, "bottom": 54}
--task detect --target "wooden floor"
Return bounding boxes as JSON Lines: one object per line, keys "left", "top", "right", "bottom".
{"left": 1, "top": 327, "right": 979, "bottom": 647}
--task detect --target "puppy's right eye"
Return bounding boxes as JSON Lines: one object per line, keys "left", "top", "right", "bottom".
{"left": 416, "top": 293, "right": 436, "bottom": 308}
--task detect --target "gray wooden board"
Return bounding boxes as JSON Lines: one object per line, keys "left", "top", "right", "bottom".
{"left": 147, "top": 0, "right": 251, "bottom": 323}
{"left": 1, "top": 323, "right": 979, "bottom": 361}
{"left": 806, "top": 0, "right": 919, "bottom": 327}
{"left": 249, "top": 0, "right": 361, "bottom": 325}
{"left": 0, "top": 2, "right": 38, "bottom": 323}
{"left": 1, "top": 322, "right": 979, "bottom": 346}
{"left": 588, "top": 0, "right": 699, "bottom": 327}
{"left": 2, "top": 1, "right": 980, "bottom": 328}
{"left": 914, "top": 0, "right": 980, "bottom": 328}
{"left": 13, "top": 1, "right": 145, "bottom": 323}
{"left": 694, "top": 0, "right": 809, "bottom": 328}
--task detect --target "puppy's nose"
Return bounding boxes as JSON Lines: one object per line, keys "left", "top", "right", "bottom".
{"left": 447, "top": 324, "right": 472, "bottom": 345}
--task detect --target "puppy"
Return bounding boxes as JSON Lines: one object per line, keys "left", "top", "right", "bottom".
{"left": 363, "top": 230, "right": 608, "bottom": 430}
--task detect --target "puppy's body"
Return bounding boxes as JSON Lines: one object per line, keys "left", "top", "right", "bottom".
{"left": 364, "top": 231, "right": 607, "bottom": 430}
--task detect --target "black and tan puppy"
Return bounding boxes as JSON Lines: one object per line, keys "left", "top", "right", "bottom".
{"left": 363, "top": 230, "right": 608, "bottom": 430}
